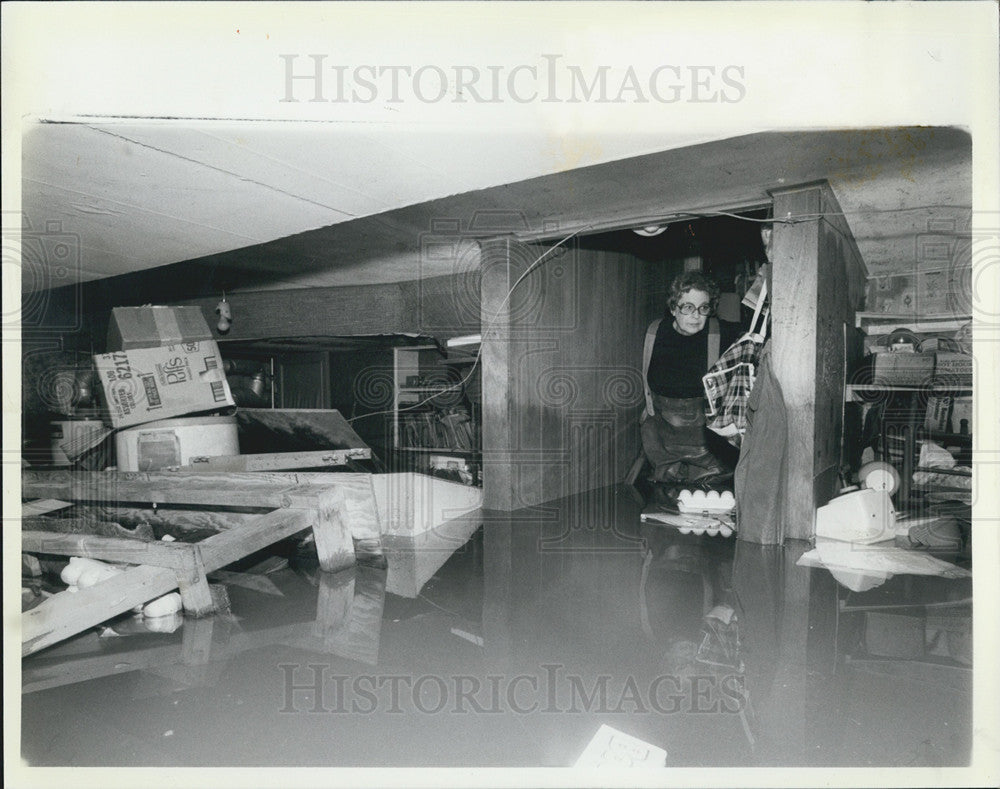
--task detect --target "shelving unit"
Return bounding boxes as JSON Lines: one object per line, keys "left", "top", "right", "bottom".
{"left": 855, "top": 312, "right": 971, "bottom": 336}
{"left": 848, "top": 312, "right": 973, "bottom": 508}
{"left": 391, "top": 345, "right": 482, "bottom": 484}
{"left": 845, "top": 383, "right": 972, "bottom": 401}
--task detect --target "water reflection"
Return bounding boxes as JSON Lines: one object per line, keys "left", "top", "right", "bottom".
{"left": 21, "top": 485, "right": 973, "bottom": 769}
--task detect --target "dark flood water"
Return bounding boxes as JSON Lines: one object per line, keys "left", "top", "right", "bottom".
{"left": 21, "top": 485, "right": 973, "bottom": 770}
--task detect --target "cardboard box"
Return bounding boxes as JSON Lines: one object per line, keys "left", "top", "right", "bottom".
{"left": 94, "top": 341, "right": 234, "bottom": 428}
{"left": 865, "top": 266, "right": 971, "bottom": 316}
{"left": 924, "top": 396, "right": 953, "bottom": 432}
{"left": 871, "top": 351, "right": 935, "bottom": 386}
{"left": 107, "top": 306, "right": 212, "bottom": 351}
{"left": 934, "top": 351, "right": 973, "bottom": 385}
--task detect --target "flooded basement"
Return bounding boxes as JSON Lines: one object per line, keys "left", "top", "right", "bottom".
{"left": 20, "top": 485, "right": 974, "bottom": 771}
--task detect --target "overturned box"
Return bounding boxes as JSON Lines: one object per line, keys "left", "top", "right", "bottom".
{"left": 93, "top": 341, "right": 234, "bottom": 428}
{"left": 107, "top": 305, "right": 213, "bottom": 351}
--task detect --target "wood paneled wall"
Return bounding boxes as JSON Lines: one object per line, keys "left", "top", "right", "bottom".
{"left": 771, "top": 182, "right": 866, "bottom": 540}
{"left": 481, "top": 238, "right": 648, "bottom": 510}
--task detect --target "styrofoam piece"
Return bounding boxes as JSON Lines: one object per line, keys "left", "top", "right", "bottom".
{"left": 77, "top": 564, "right": 124, "bottom": 589}
{"left": 814, "top": 489, "right": 896, "bottom": 544}
{"left": 60, "top": 557, "right": 119, "bottom": 586}
{"left": 143, "top": 612, "right": 184, "bottom": 633}
{"left": 370, "top": 472, "right": 482, "bottom": 536}
{"left": 143, "top": 592, "right": 182, "bottom": 618}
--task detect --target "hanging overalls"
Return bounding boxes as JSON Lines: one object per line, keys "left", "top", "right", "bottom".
{"left": 641, "top": 318, "right": 723, "bottom": 484}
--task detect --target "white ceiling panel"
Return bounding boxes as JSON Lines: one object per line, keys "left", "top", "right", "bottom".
{"left": 19, "top": 120, "right": 972, "bottom": 292}
{"left": 20, "top": 119, "right": 735, "bottom": 290}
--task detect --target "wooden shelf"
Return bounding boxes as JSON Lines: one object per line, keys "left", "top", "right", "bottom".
{"left": 846, "top": 383, "right": 973, "bottom": 401}
{"left": 855, "top": 313, "right": 971, "bottom": 335}
{"left": 397, "top": 447, "right": 481, "bottom": 456}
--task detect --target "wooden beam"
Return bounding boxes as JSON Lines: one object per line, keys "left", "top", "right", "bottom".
{"left": 21, "top": 470, "right": 301, "bottom": 509}
{"left": 22, "top": 564, "right": 179, "bottom": 656}
{"left": 29, "top": 470, "right": 385, "bottom": 546}
{"left": 20, "top": 530, "right": 197, "bottom": 571}
{"left": 174, "top": 448, "right": 370, "bottom": 473}
{"left": 197, "top": 508, "right": 314, "bottom": 572}
{"left": 73, "top": 505, "right": 267, "bottom": 536}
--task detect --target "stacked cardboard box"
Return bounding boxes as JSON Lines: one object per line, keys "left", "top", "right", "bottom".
{"left": 94, "top": 306, "right": 234, "bottom": 429}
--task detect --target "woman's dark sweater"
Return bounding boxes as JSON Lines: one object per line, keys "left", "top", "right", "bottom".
{"left": 647, "top": 319, "right": 741, "bottom": 399}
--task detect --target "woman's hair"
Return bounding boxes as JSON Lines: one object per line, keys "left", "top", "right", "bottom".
{"left": 667, "top": 271, "right": 720, "bottom": 314}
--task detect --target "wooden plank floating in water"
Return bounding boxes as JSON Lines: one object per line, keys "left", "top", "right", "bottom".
{"left": 22, "top": 567, "right": 387, "bottom": 693}
{"left": 174, "top": 447, "right": 371, "bottom": 473}
{"left": 41, "top": 472, "right": 384, "bottom": 544}
{"left": 20, "top": 470, "right": 377, "bottom": 655}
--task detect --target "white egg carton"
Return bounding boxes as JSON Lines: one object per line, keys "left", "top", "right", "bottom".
{"left": 640, "top": 509, "right": 736, "bottom": 537}
{"left": 676, "top": 489, "right": 735, "bottom": 514}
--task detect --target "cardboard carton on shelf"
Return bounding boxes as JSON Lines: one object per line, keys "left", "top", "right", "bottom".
{"left": 865, "top": 266, "right": 971, "bottom": 316}
{"left": 934, "top": 351, "right": 973, "bottom": 385}
{"left": 870, "top": 350, "right": 936, "bottom": 386}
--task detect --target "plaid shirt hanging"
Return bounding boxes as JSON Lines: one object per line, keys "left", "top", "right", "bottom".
{"left": 702, "top": 279, "right": 769, "bottom": 448}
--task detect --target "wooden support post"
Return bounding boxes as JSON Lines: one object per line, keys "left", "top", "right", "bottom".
{"left": 311, "top": 569, "right": 355, "bottom": 644}
{"left": 181, "top": 616, "right": 216, "bottom": 666}
{"left": 770, "top": 182, "right": 867, "bottom": 540}
{"left": 175, "top": 544, "right": 215, "bottom": 617}
{"left": 312, "top": 489, "right": 357, "bottom": 573}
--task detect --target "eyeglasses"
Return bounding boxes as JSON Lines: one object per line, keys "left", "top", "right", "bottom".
{"left": 677, "top": 303, "right": 712, "bottom": 316}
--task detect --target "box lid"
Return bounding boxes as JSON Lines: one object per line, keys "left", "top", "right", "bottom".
{"left": 107, "top": 306, "right": 212, "bottom": 351}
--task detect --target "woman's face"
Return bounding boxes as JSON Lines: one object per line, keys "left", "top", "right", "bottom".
{"left": 671, "top": 288, "right": 711, "bottom": 335}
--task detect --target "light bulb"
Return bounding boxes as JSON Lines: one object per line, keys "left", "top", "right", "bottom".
{"left": 215, "top": 297, "right": 232, "bottom": 333}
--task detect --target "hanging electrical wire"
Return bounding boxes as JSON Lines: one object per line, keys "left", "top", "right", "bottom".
{"left": 347, "top": 225, "right": 591, "bottom": 424}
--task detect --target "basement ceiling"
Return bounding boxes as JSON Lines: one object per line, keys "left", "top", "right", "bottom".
{"left": 20, "top": 122, "right": 971, "bottom": 293}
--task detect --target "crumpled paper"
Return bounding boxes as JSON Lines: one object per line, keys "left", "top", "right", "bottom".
{"left": 797, "top": 538, "right": 971, "bottom": 592}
